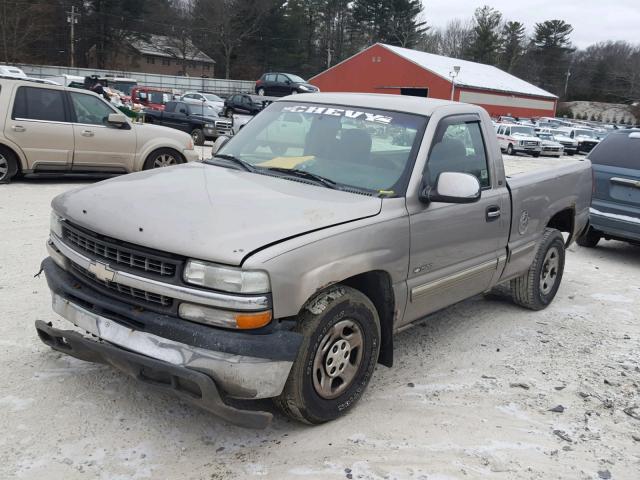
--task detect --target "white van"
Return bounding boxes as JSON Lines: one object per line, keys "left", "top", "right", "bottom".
{"left": 0, "top": 65, "right": 27, "bottom": 78}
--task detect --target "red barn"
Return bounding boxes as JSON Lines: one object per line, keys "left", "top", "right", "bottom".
{"left": 309, "top": 43, "right": 557, "bottom": 119}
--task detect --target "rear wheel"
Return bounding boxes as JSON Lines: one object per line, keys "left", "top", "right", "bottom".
{"left": 275, "top": 286, "right": 380, "bottom": 424}
{"left": 143, "top": 148, "right": 183, "bottom": 170}
{"left": 191, "top": 128, "right": 205, "bottom": 146}
{"left": 511, "top": 228, "right": 565, "bottom": 311}
{"left": 0, "top": 148, "right": 19, "bottom": 184}
{"left": 576, "top": 226, "right": 601, "bottom": 248}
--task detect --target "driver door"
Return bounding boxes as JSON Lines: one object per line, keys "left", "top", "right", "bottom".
{"left": 403, "top": 115, "right": 510, "bottom": 325}
{"left": 69, "top": 92, "right": 137, "bottom": 172}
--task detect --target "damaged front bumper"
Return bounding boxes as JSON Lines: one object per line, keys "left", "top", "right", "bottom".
{"left": 37, "top": 258, "right": 302, "bottom": 428}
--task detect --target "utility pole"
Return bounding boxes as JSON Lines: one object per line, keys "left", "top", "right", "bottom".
{"left": 564, "top": 68, "right": 572, "bottom": 99}
{"left": 67, "top": 6, "right": 79, "bottom": 67}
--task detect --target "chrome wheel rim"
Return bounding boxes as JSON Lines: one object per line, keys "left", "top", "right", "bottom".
{"left": 153, "top": 154, "right": 177, "bottom": 168}
{"left": 540, "top": 247, "right": 560, "bottom": 295}
{"left": 0, "top": 154, "right": 7, "bottom": 179}
{"left": 258, "top": 89, "right": 265, "bottom": 96}
{"left": 312, "top": 319, "right": 363, "bottom": 400}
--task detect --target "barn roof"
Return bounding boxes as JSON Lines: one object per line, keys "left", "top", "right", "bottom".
{"left": 378, "top": 44, "right": 557, "bottom": 100}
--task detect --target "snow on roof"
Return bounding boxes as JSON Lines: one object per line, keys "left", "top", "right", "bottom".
{"left": 130, "top": 34, "right": 215, "bottom": 63}
{"left": 380, "top": 43, "right": 557, "bottom": 99}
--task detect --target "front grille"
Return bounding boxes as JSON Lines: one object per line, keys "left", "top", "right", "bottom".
{"left": 525, "top": 141, "right": 539, "bottom": 146}
{"left": 62, "top": 223, "right": 178, "bottom": 278}
{"left": 71, "top": 263, "right": 173, "bottom": 308}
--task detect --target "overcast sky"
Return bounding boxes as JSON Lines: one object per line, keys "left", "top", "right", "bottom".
{"left": 422, "top": 0, "right": 640, "bottom": 49}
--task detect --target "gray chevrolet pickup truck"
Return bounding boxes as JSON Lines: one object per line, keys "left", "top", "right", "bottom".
{"left": 37, "top": 93, "right": 592, "bottom": 428}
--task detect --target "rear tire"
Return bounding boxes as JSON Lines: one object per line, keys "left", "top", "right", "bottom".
{"left": 191, "top": 128, "right": 205, "bottom": 146}
{"left": 511, "top": 228, "right": 565, "bottom": 311}
{"left": 143, "top": 148, "right": 183, "bottom": 170}
{"left": 576, "top": 226, "right": 601, "bottom": 248}
{"left": 275, "top": 285, "right": 380, "bottom": 424}
{"left": 0, "top": 148, "right": 19, "bottom": 184}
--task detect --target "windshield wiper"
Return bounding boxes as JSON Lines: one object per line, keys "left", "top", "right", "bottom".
{"left": 210, "top": 154, "right": 255, "bottom": 172}
{"left": 262, "top": 167, "right": 338, "bottom": 189}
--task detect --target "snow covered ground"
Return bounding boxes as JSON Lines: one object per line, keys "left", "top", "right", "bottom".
{"left": 1, "top": 162, "right": 638, "bottom": 480}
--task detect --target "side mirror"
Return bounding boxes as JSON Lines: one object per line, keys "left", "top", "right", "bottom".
{"left": 107, "top": 113, "right": 128, "bottom": 126}
{"left": 420, "top": 171, "right": 481, "bottom": 204}
{"left": 212, "top": 136, "right": 230, "bottom": 155}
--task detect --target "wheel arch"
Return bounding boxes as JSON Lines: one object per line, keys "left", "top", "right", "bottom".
{"left": 0, "top": 141, "right": 26, "bottom": 172}
{"left": 300, "top": 270, "right": 396, "bottom": 368}
{"left": 141, "top": 147, "right": 185, "bottom": 170}
{"left": 546, "top": 207, "right": 575, "bottom": 246}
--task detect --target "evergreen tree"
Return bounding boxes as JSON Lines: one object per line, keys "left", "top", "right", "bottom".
{"left": 499, "top": 21, "right": 526, "bottom": 72}
{"left": 467, "top": 5, "right": 502, "bottom": 65}
{"left": 532, "top": 19, "right": 574, "bottom": 96}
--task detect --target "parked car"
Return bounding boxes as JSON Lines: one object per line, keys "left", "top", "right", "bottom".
{"left": 144, "top": 100, "right": 232, "bottom": 145}
{"left": 0, "top": 65, "right": 27, "bottom": 78}
{"left": 535, "top": 132, "right": 564, "bottom": 158}
{"left": 537, "top": 128, "right": 579, "bottom": 156}
{"left": 131, "top": 86, "right": 172, "bottom": 111}
{"left": 36, "top": 93, "right": 591, "bottom": 427}
{"left": 0, "top": 77, "right": 198, "bottom": 184}
{"left": 577, "top": 129, "right": 640, "bottom": 248}
{"left": 558, "top": 127, "right": 600, "bottom": 153}
{"left": 255, "top": 73, "right": 319, "bottom": 96}
{"left": 496, "top": 123, "right": 542, "bottom": 156}
{"left": 223, "top": 93, "right": 276, "bottom": 116}
{"left": 181, "top": 91, "right": 225, "bottom": 114}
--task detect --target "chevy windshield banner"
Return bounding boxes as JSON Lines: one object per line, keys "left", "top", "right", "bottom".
{"left": 282, "top": 105, "right": 393, "bottom": 124}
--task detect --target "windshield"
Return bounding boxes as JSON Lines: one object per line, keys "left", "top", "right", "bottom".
{"left": 112, "top": 81, "right": 136, "bottom": 95}
{"left": 286, "top": 74, "right": 306, "bottom": 83}
{"left": 576, "top": 129, "right": 596, "bottom": 138}
{"left": 203, "top": 94, "right": 222, "bottom": 102}
{"left": 148, "top": 92, "right": 170, "bottom": 103}
{"left": 538, "top": 133, "right": 553, "bottom": 140}
{"left": 551, "top": 130, "right": 566, "bottom": 137}
{"left": 213, "top": 102, "right": 427, "bottom": 195}
{"left": 188, "top": 104, "right": 219, "bottom": 116}
{"left": 511, "top": 126, "right": 535, "bottom": 136}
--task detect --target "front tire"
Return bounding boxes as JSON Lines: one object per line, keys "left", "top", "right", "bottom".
{"left": 191, "top": 128, "right": 205, "bottom": 146}
{"left": 532, "top": 152, "right": 541, "bottom": 157}
{"left": 506, "top": 144, "right": 515, "bottom": 155}
{"left": 257, "top": 88, "right": 266, "bottom": 96}
{"left": 142, "top": 148, "right": 183, "bottom": 170}
{"left": 576, "top": 226, "right": 601, "bottom": 248}
{"left": 275, "top": 286, "right": 380, "bottom": 424}
{"left": 0, "top": 148, "right": 19, "bottom": 184}
{"left": 511, "top": 228, "right": 565, "bottom": 311}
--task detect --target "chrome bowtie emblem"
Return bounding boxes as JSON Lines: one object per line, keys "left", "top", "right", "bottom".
{"left": 88, "top": 261, "right": 115, "bottom": 282}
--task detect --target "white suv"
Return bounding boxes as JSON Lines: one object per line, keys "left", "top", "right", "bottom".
{"left": 0, "top": 76, "right": 199, "bottom": 184}
{"left": 496, "top": 123, "right": 542, "bottom": 157}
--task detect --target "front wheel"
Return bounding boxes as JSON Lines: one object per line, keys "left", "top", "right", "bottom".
{"left": 143, "top": 148, "right": 183, "bottom": 170}
{"left": 506, "top": 144, "right": 514, "bottom": 155}
{"left": 275, "top": 286, "right": 380, "bottom": 424}
{"left": 576, "top": 226, "right": 601, "bottom": 248}
{"left": 511, "top": 228, "right": 565, "bottom": 311}
{"left": 257, "top": 88, "right": 265, "bottom": 96}
{"left": 532, "top": 152, "right": 541, "bottom": 157}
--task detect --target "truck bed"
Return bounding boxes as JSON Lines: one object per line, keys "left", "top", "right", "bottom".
{"left": 504, "top": 156, "right": 588, "bottom": 177}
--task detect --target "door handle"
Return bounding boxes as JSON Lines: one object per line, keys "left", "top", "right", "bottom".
{"left": 486, "top": 205, "right": 501, "bottom": 221}
{"left": 11, "top": 125, "right": 25, "bottom": 132}
{"left": 81, "top": 130, "right": 94, "bottom": 137}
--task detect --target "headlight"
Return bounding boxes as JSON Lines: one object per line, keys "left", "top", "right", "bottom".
{"left": 179, "top": 303, "right": 272, "bottom": 330}
{"left": 204, "top": 123, "right": 215, "bottom": 128}
{"left": 50, "top": 211, "right": 63, "bottom": 237}
{"left": 183, "top": 260, "right": 270, "bottom": 294}
{"left": 299, "top": 85, "right": 312, "bottom": 91}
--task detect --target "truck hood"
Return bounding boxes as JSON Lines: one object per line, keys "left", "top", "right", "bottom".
{"left": 511, "top": 134, "right": 539, "bottom": 142}
{"left": 52, "top": 163, "right": 382, "bottom": 266}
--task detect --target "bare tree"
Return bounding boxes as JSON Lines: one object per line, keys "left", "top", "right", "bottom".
{"left": 0, "top": 0, "right": 53, "bottom": 63}
{"left": 439, "top": 19, "right": 474, "bottom": 59}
